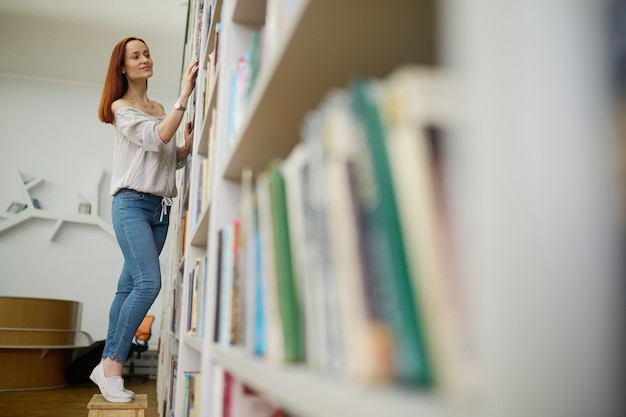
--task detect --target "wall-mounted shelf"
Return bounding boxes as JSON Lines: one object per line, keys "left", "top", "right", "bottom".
{"left": 0, "top": 169, "right": 114, "bottom": 240}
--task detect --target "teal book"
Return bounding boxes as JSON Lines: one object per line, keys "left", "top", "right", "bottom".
{"left": 350, "top": 80, "right": 433, "bottom": 386}
{"left": 268, "top": 160, "right": 305, "bottom": 362}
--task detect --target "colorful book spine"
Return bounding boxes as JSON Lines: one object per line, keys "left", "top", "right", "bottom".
{"left": 269, "top": 161, "right": 305, "bottom": 362}
{"left": 350, "top": 80, "right": 433, "bottom": 386}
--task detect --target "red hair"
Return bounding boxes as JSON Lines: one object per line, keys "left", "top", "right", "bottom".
{"left": 98, "top": 37, "right": 148, "bottom": 124}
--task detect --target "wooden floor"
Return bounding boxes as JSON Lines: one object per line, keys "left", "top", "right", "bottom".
{"left": 0, "top": 378, "right": 158, "bottom": 417}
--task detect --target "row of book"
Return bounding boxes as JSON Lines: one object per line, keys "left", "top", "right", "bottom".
{"left": 212, "top": 65, "right": 476, "bottom": 401}
{"left": 178, "top": 367, "right": 291, "bottom": 417}
{"left": 226, "top": 0, "right": 303, "bottom": 148}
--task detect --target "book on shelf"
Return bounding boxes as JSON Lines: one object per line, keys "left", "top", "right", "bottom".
{"left": 78, "top": 202, "right": 91, "bottom": 214}
{"left": 240, "top": 168, "right": 267, "bottom": 357}
{"left": 382, "top": 65, "right": 477, "bottom": 400}
{"left": 280, "top": 143, "right": 316, "bottom": 365}
{"left": 239, "top": 168, "right": 255, "bottom": 353}
{"left": 171, "top": 274, "right": 183, "bottom": 334}
{"left": 300, "top": 111, "right": 345, "bottom": 374}
{"left": 6, "top": 201, "right": 27, "bottom": 213}
{"left": 268, "top": 160, "right": 305, "bottom": 362}
{"left": 247, "top": 29, "right": 264, "bottom": 100}
{"left": 229, "top": 218, "right": 243, "bottom": 345}
{"left": 195, "top": 66, "right": 206, "bottom": 125}
{"left": 213, "top": 218, "right": 244, "bottom": 346}
{"left": 214, "top": 22, "right": 221, "bottom": 73}
{"left": 255, "top": 172, "right": 284, "bottom": 363}
{"left": 181, "top": 371, "right": 201, "bottom": 417}
{"left": 213, "top": 228, "right": 225, "bottom": 343}
{"left": 223, "top": 370, "right": 233, "bottom": 417}
{"left": 187, "top": 256, "right": 207, "bottom": 338}
{"left": 186, "top": 267, "right": 196, "bottom": 334}
{"left": 169, "top": 357, "right": 179, "bottom": 417}
{"left": 197, "top": 256, "right": 208, "bottom": 339}
{"left": 212, "top": 365, "right": 225, "bottom": 417}
{"left": 217, "top": 223, "right": 234, "bottom": 345}
{"left": 350, "top": 78, "right": 433, "bottom": 386}
{"left": 313, "top": 89, "right": 394, "bottom": 383}
{"left": 192, "top": 373, "right": 203, "bottom": 417}
{"left": 179, "top": 210, "right": 190, "bottom": 262}
{"left": 190, "top": 156, "right": 210, "bottom": 229}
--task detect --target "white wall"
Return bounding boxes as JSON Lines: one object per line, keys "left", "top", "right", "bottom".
{"left": 0, "top": 75, "right": 177, "bottom": 346}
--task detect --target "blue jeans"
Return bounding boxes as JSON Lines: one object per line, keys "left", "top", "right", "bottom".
{"left": 102, "top": 188, "right": 170, "bottom": 363}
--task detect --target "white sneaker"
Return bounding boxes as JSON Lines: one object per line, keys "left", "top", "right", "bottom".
{"left": 89, "top": 363, "right": 134, "bottom": 403}
{"left": 112, "top": 375, "right": 135, "bottom": 399}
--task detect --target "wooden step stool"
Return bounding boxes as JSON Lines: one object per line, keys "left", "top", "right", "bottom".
{"left": 87, "top": 394, "right": 148, "bottom": 417}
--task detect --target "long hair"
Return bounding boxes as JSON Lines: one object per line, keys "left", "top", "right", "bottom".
{"left": 98, "top": 37, "right": 148, "bottom": 124}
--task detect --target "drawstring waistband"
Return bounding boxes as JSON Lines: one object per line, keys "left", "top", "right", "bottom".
{"left": 160, "top": 197, "right": 172, "bottom": 222}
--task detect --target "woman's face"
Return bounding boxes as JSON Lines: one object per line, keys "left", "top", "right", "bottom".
{"left": 122, "top": 40, "right": 153, "bottom": 81}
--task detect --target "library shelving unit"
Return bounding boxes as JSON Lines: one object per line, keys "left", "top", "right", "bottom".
{"left": 157, "top": 1, "right": 624, "bottom": 417}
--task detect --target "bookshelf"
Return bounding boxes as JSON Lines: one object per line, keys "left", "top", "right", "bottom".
{"left": 157, "top": 1, "right": 624, "bottom": 417}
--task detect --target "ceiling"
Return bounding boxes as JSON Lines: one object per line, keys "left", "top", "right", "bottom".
{"left": 0, "top": 0, "right": 189, "bottom": 93}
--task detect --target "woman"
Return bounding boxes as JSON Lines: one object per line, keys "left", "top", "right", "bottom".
{"left": 90, "top": 36, "right": 198, "bottom": 402}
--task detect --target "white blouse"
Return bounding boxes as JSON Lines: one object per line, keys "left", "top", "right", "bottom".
{"left": 109, "top": 107, "right": 186, "bottom": 198}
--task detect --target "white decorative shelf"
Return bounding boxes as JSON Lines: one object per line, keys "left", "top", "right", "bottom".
{"left": 0, "top": 169, "right": 114, "bottom": 240}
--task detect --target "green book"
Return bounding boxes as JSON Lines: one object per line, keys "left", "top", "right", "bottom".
{"left": 350, "top": 80, "right": 433, "bottom": 386}
{"left": 268, "top": 160, "right": 305, "bottom": 362}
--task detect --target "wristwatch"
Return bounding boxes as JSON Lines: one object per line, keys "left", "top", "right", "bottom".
{"left": 174, "top": 102, "right": 186, "bottom": 111}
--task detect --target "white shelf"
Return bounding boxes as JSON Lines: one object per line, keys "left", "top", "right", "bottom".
{"left": 211, "top": 345, "right": 458, "bottom": 417}
{"left": 0, "top": 169, "right": 114, "bottom": 240}
{"left": 189, "top": 204, "right": 210, "bottom": 247}
{"left": 183, "top": 334, "right": 204, "bottom": 353}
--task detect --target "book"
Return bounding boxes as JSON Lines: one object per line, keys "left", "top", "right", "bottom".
{"left": 280, "top": 143, "right": 317, "bottom": 365}
{"left": 182, "top": 371, "right": 200, "bottom": 417}
{"left": 248, "top": 30, "right": 263, "bottom": 99}
{"left": 230, "top": 219, "right": 243, "bottom": 345}
{"left": 300, "top": 111, "right": 344, "bottom": 373}
{"left": 240, "top": 169, "right": 266, "bottom": 355}
{"left": 268, "top": 160, "right": 305, "bottom": 362}
{"left": 316, "top": 89, "right": 393, "bottom": 382}
{"left": 350, "top": 79, "right": 433, "bottom": 385}
{"left": 187, "top": 257, "right": 206, "bottom": 337}
{"left": 169, "top": 358, "right": 179, "bottom": 417}
{"left": 78, "top": 202, "right": 91, "bottom": 214}
{"left": 197, "top": 256, "right": 208, "bottom": 339}
{"left": 223, "top": 371, "right": 234, "bottom": 417}
{"left": 186, "top": 266, "right": 196, "bottom": 334}
{"left": 256, "top": 172, "right": 284, "bottom": 363}
{"left": 218, "top": 224, "right": 234, "bottom": 345}
{"left": 212, "top": 365, "right": 225, "bottom": 417}
{"left": 191, "top": 373, "right": 202, "bottom": 417}
{"left": 213, "top": 229, "right": 224, "bottom": 343}
{"left": 383, "top": 65, "right": 476, "bottom": 400}
{"left": 6, "top": 201, "right": 27, "bottom": 213}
